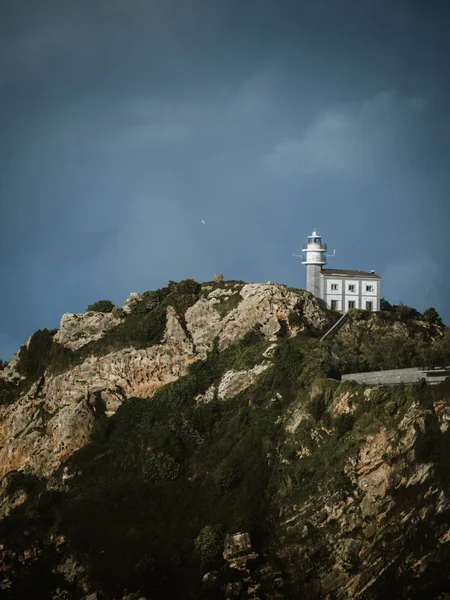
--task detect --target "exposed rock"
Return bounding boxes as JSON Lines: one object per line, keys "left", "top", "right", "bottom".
{"left": 330, "top": 391, "right": 357, "bottom": 416}
{"left": 185, "top": 284, "right": 326, "bottom": 359}
{"left": 0, "top": 285, "right": 326, "bottom": 482}
{"left": 0, "top": 306, "right": 195, "bottom": 479}
{"left": 54, "top": 311, "right": 124, "bottom": 351}
{"left": 262, "top": 343, "right": 278, "bottom": 359}
{"left": 0, "top": 347, "right": 26, "bottom": 384}
{"left": 217, "top": 364, "right": 269, "bottom": 400}
{"left": 223, "top": 531, "right": 258, "bottom": 570}
{"left": 122, "top": 292, "right": 142, "bottom": 314}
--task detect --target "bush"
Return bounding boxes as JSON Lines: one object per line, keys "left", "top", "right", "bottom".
{"left": 288, "top": 311, "right": 303, "bottom": 328}
{"left": 394, "top": 302, "right": 420, "bottom": 320}
{"left": 142, "top": 452, "right": 182, "bottom": 483}
{"left": 87, "top": 300, "right": 115, "bottom": 313}
{"left": 194, "top": 525, "right": 224, "bottom": 567}
{"left": 423, "top": 307, "right": 442, "bottom": 326}
{"left": 335, "top": 413, "right": 355, "bottom": 438}
{"left": 380, "top": 298, "right": 394, "bottom": 312}
{"left": 111, "top": 306, "right": 125, "bottom": 318}
{"left": 310, "top": 395, "right": 327, "bottom": 422}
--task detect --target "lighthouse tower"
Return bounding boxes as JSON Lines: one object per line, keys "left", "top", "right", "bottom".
{"left": 302, "top": 231, "right": 327, "bottom": 298}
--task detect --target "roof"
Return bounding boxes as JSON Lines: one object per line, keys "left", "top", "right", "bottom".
{"left": 321, "top": 269, "right": 381, "bottom": 279}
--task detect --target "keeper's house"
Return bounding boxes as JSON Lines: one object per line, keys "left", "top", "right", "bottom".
{"left": 298, "top": 230, "right": 381, "bottom": 313}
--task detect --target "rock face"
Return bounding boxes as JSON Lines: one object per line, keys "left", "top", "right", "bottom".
{"left": 0, "top": 347, "right": 26, "bottom": 384}
{"left": 54, "top": 311, "right": 124, "bottom": 351}
{"left": 3, "top": 280, "right": 448, "bottom": 599}
{"left": 0, "top": 283, "right": 325, "bottom": 481}
{"left": 197, "top": 363, "right": 270, "bottom": 403}
{"left": 279, "top": 395, "right": 450, "bottom": 599}
{"left": 0, "top": 307, "right": 195, "bottom": 479}
{"left": 186, "top": 283, "right": 326, "bottom": 359}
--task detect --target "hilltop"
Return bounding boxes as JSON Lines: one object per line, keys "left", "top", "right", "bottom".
{"left": 0, "top": 280, "right": 449, "bottom": 599}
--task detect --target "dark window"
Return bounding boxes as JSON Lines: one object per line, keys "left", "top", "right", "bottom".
{"left": 331, "top": 283, "right": 338, "bottom": 290}
{"left": 348, "top": 301, "right": 355, "bottom": 309}
{"left": 348, "top": 284, "right": 356, "bottom": 292}
{"left": 366, "top": 301, "right": 373, "bottom": 311}
{"left": 331, "top": 300, "right": 338, "bottom": 310}
{"left": 366, "top": 285, "right": 373, "bottom": 292}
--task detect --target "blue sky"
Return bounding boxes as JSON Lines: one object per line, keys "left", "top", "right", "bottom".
{"left": 1, "top": 0, "right": 450, "bottom": 360}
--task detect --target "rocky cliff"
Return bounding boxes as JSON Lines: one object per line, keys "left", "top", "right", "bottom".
{"left": 0, "top": 280, "right": 449, "bottom": 600}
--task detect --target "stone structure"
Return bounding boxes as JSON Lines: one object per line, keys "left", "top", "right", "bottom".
{"left": 342, "top": 366, "right": 450, "bottom": 386}
{"left": 298, "top": 230, "right": 381, "bottom": 313}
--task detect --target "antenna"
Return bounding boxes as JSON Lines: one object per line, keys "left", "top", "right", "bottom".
{"left": 326, "top": 249, "right": 336, "bottom": 258}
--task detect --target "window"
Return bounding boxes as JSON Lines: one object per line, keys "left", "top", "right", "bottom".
{"left": 366, "top": 285, "right": 374, "bottom": 292}
{"left": 348, "top": 301, "right": 355, "bottom": 309}
{"left": 331, "top": 300, "right": 338, "bottom": 310}
{"left": 348, "top": 284, "right": 356, "bottom": 292}
{"left": 331, "top": 283, "right": 338, "bottom": 291}
{"left": 366, "top": 301, "right": 373, "bottom": 311}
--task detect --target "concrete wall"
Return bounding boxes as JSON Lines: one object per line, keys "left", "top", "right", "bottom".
{"left": 342, "top": 367, "right": 424, "bottom": 385}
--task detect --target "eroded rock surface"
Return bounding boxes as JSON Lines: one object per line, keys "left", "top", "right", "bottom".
{"left": 54, "top": 311, "right": 124, "bottom": 351}
{"left": 0, "top": 284, "right": 325, "bottom": 481}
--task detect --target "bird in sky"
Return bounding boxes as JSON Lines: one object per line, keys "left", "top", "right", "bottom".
{"left": 201, "top": 219, "right": 206, "bottom": 225}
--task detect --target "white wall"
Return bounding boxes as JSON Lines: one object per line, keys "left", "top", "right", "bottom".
{"left": 327, "top": 295, "right": 342, "bottom": 311}
{"left": 324, "top": 277, "right": 380, "bottom": 312}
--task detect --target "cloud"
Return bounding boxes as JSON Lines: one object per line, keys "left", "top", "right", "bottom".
{"left": 263, "top": 91, "right": 428, "bottom": 180}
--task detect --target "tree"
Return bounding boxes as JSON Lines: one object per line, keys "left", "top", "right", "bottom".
{"left": 395, "top": 302, "right": 420, "bottom": 320}
{"left": 423, "top": 307, "right": 442, "bottom": 326}
{"left": 0, "top": 360, "right": 7, "bottom": 371}
{"left": 380, "top": 298, "right": 394, "bottom": 312}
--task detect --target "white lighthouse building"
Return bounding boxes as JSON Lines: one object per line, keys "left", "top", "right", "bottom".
{"left": 300, "top": 230, "right": 381, "bottom": 313}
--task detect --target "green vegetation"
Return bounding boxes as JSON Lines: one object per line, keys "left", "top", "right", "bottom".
{"left": 327, "top": 305, "right": 447, "bottom": 373}
{"left": 212, "top": 291, "right": 242, "bottom": 318}
{"left": 194, "top": 525, "right": 224, "bottom": 567}
{"left": 2, "top": 282, "right": 450, "bottom": 598}
{"left": 86, "top": 299, "right": 115, "bottom": 313}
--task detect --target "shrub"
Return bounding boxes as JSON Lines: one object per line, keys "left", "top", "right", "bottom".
{"left": 86, "top": 300, "right": 115, "bottom": 313}
{"left": 423, "top": 307, "right": 442, "bottom": 326}
{"left": 288, "top": 311, "right": 303, "bottom": 328}
{"left": 142, "top": 452, "right": 182, "bottom": 483}
{"left": 380, "top": 298, "right": 394, "bottom": 312}
{"left": 310, "top": 395, "right": 327, "bottom": 422}
{"left": 111, "top": 306, "right": 125, "bottom": 318}
{"left": 335, "top": 413, "right": 355, "bottom": 438}
{"left": 194, "top": 525, "right": 224, "bottom": 567}
{"left": 394, "top": 302, "right": 420, "bottom": 320}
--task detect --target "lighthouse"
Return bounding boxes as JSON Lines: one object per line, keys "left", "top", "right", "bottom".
{"left": 296, "top": 230, "right": 381, "bottom": 313}
{"left": 302, "top": 231, "right": 327, "bottom": 299}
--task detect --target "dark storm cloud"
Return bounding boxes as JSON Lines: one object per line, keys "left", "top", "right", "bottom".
{"left": 1, "top": 0, "right": 450, "bottom": 359}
